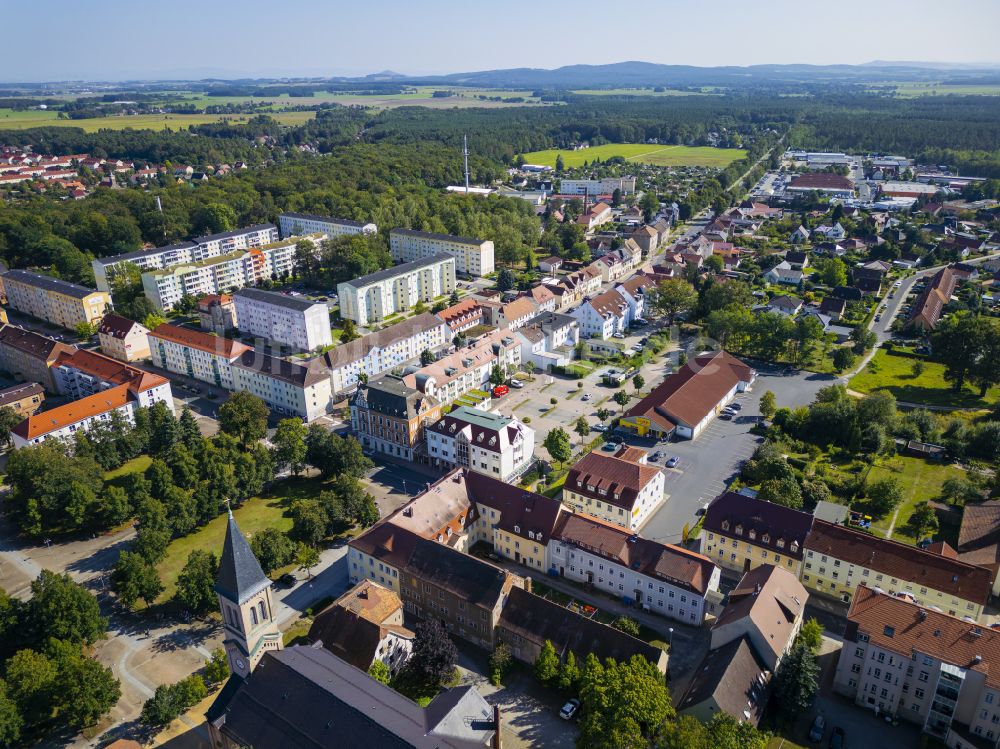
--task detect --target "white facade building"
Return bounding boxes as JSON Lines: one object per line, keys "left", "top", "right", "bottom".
{"left": 548, "top": 511, "right": 720, "bottom": 625}
{"left": 516, "top": 311, "right": 580, "bottom": 370}
{"left": 563, "top": 446, "right": 666, "bottom": 532}
{"left": 401, "top": 329, "right": 521, "bottom": 405}
{"left": 571, "top": 289, "right": 632, "bottom": 340}
{"left": 560, "top": 176, "right": 636, "bottom": 196}
{"left": 389, "top": 229, "right": 494, "bottom": 277}
{"left": 141, "top": 234, "right": 323, "bottom": 311}
{"left": 319, "top": 313, "right": 451, "bottom": 395}
{"left": 233, "top": 287, "right": 333, "bottom": 353}
{"left": 278, "top": 212, "right": 377, "bottom": 239}
{"left": 426, "top": 406, "right": 535, "bottom": 483}
{"left": 93, "top": 224, "right": 279, "bottom": 292}
{"left": 148, "top": 324, "right": 331, "bottom": 421}
{"left": 337, "top": 254, "right": 456, "bottom": 326}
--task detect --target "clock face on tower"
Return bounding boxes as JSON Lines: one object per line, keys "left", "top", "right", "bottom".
{"left": 236, "top": 658, "right": 246, "bottom": 671}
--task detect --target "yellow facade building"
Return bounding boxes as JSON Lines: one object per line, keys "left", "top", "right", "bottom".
{"left": 0, "top": 270, "right": 110, "bottom": 331}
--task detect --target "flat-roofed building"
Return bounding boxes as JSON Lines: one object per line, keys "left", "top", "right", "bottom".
{"left": 803, "top": 519, "right": 992, "bottom": 620}
{"left": 560, "top": 177, "right": 636, "bottom": 196}
{"left": 337, "top": 254, "right": 456, "bottom": 326}
{"left": 833, "top": 585, "right": 1000, "bottom": 746}
{"left": 550, "top": 510, "right": 720, "bottom": 625}
{"left": 141, "top": 234, "right": 322, "bottom": 311}
{"left": 233, "top": 287, "right": 333, "bottom": 353}
{"left": 562, "top": 445, "right": 665, "bottom": 532}
{"left": 278, "top": 212, "right": 376, "bottom": 239}
{"left": 390, "top": 229, "right": 494, "bottom": 277}
{"left": 97, "top": 313, "right": 150, "bottom": 362}
{"left": 92, "top": 224, "right": 278, "bottom": 292}
{"left": 0, "top": 270, "right": 111, "bottom": 331}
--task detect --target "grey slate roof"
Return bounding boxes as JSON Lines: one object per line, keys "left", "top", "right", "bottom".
{"left": 3, "top": 269, "right": 100, "bottom": 299}
{"left": 342, "top": 253, "right": 455, "bottom": 289}
{"left": 233, "top": 287, "right": 324, "bottom": 312}
{"left": 215, "top": 512, "right": 271, "bottom": 604}
{"left": 207, "top": 647, "right": 496, "bottom": 749}
{"left": 390, "top": 228, "right": 486, "bottom": 246}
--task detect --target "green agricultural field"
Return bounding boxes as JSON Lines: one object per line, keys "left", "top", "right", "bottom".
{"left": 850, "top": 349, "right": 1000, "bottom": 408}
{"left": 888, "top": 82, "right": 1000, "bottom": 97}
{"left": 0, "top": 109, "right": 314, "bottom": 132}
{"left": 572, "top": 88, "right": 704, "bottom": 96}
{"left": 519, "top": 143, "right": 746, "bottom": 169}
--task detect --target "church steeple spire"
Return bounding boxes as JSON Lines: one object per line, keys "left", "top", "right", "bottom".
{"left": 215, "top": 512, "right": 282, "bottom": 678}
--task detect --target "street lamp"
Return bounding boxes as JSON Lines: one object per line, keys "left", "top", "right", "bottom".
{"left": 668, "top": 627, "right": 674, "bottom": 649}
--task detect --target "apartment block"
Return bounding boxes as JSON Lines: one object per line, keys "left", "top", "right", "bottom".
{"left": 51, "top": 348, "right": 174, "bottom": 412}
{"left": 278, "top": 212, "right": 376, "bottom": 239}
{"left": 337, "top": 254, "right": 456, "bottom": 326}
{"left": 92, "top": 224, "right": 279, "bottom": 292}
{"left": 834, "top": 585, "right": 1000, "bottom": 748}
{"left": 389, "top": 229, "right": 494, "bottom": 277}
{"left": 12, "top": 384, "right": 142, "bottom": 448}
{"left": 148, "top": 323, "right": 331, "bottom": 421}
{"left": 141, "top": 234, "right": 321, "bottom": 311}
{"left": 702, "top": 491, "right": 813, "bottom": 578}
{"left": 802, "top": 519, "right": 991, "bottom": 619}
{"left": 0, "top": 382, "right": 44, "bottom": 417}
{"left": 350, "top": 375, "right": 441, "bottom": 462}
{"left": 401, "top": 328, "right": 521, "bottom": 405}
{"left": 426, "top": 405, "right": 535, "bottom": 483}
{"left": 233, "top": 287, "right": 333, "bottom": 353}
{"left": 549, "top": 511, "right": 720, "bottom": 626}
{"left": 560, "top": 176, "right": 636, "bottom": 196}
{"left": 0, "top": 325, "right": 75, "bottom": 392}
{"left": 516, "top": 311, "right": 580, "bottom": 370}
{"left": 562, "top": 446, "right": 665, "bottom": 531}
{"left": 318, "top": 313, "right": 450, "bottom": 395}
{"left": 0, "top": 270, "right": 111, "bottom": 331}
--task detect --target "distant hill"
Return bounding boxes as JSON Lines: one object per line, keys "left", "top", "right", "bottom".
{"left": 356, "top": 60, "right": 1000, "bottom": 90}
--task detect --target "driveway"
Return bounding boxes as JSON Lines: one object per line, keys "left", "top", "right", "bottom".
{"left": 455, "top": 644, "right": 576, "bottom": 749}
{"left": 637, "top": 364, "right": 838, "bottom": 544}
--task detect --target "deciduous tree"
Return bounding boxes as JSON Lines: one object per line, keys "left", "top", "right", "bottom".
{"left": 219, "top": 392, "right": 269, "bottom": 447}
{"left": 543, "top": 427, "right": 572, "bottom": 468}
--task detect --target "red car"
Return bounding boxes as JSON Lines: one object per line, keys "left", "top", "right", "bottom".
{"left": 493, "top": 385, "right": 509, "bottom": 397}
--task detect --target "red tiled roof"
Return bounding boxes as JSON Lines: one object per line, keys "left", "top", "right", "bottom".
{"left": 13, "top": 384, "right": 133, "bottom": 441}
{"left": 148, "top": 323, "right": 250, "bottom": 359}
{"left": 565, "top": 450, "right": 660, "bottom": 511}
{"left": 848, "top": 585, "right": 1000, "bottom": 688}
{"left": 805, "top": 520, "right": 992, "bottom": 605}
{"left": 625, "top": 351, "right": 754, "bottom": 430}
{"left": 53, "top": 348, "right": 167, "bottom": 394}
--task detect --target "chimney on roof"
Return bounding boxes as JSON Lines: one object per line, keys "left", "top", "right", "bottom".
{"left": 918, "top": 610, "right": 927, "bottom": 621}
{"left": 974, "top": 655, "right": 983, "bottom": 665}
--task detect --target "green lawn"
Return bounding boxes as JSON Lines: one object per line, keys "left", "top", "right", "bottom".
{"left": 154, "top": 476, "right": 324, "bottom": 601}
{"left": 866, "top": 456, "right": 965, "bottom": 544}
{"left": 850, "top": 350, "right": 1000, "bottom": 408}
{"left": 104, "top": 455, "right": 152, "bottom": 482}
{"left": 519, "top": 143, "right": 746, "bottom": 169}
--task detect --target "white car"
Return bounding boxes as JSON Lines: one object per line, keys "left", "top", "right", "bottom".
{"left": 582, "top": 393, "right": 591, "bottom": 401}
{"left": 560, "top": 699, "right": 581, "bottom": 720}
{"left": 508, "top": 380, "right": 524, "bottom": 389}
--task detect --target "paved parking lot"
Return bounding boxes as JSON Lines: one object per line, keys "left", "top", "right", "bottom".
{"left": 634, "top": 364, "right": 838, "bottom": 545}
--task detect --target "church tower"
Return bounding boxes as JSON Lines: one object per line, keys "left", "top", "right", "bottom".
{"left": 214, "top": 510, "right": 282, "bottom": 678}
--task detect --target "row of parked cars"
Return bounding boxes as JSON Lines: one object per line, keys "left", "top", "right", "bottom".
{"left": 809, "top": 715, "right": 845, "bottom": 747}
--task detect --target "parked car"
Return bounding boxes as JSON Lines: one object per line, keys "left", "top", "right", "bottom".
{"left": 874, "top": 314, "right": 881, "bottom": 322}
{"left": 829, "top": 727, "right": 844, "bottom": 749}
{"left": 665, "top": 456, "right": 679, "bottom": 468}
{"left": 492, "top": 385, "right": 509, "bottom": 398}
{"left": 613, "top": 332, "right": 625, "bottom": 339}
{"left": 601, "top": 442, "right": 618, "bottom": 452}
{"left": 592, "top": 424, "right": 606, "bottom": 432}
{"left": 582, "top": 393, "right": 591, "bottom": 401}
{"left": 560, "top": 698, "right": 581, "bottom": 720}
{"left": 808, "top": 715, "right": 826, "bottom": 742}
{"left": 728, "top": 403, "right": 742, "bottom": 411}
{"left": 719, "top": 411, "right": 734, "bottom": 420}
{"left": 508, "top": 379, "right": 524, "bottom": 389}
{"left": 277, "top": 573, "right": 297, "bottom": 587}
{"left": 651, "top": 452, "right": 662, "bottom": 461}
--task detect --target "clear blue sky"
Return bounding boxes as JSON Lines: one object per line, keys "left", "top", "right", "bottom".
{"left": 6, "top": 0, "right": 1000, "bottom": 81}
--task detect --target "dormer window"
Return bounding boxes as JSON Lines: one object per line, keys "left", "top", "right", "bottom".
{"left": 735, "top": 525, "right": 743, "bottom": 536}
{"left": 790, "top": 541, "right": 799, "bottom": 553}
{"left": 762, "top": 534, "right": 770, "bottom": 544}
{"left": 514, "top": 525, "right": 520, "bottom": 534}
{"left": 748, "top": 530, "right": 756, "bottom": 540}
{"left": 776, "top": 538, "right": 785, "bottom": 549}
{"left": 721, "top": 521, "right": 730, "bottom": 532}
